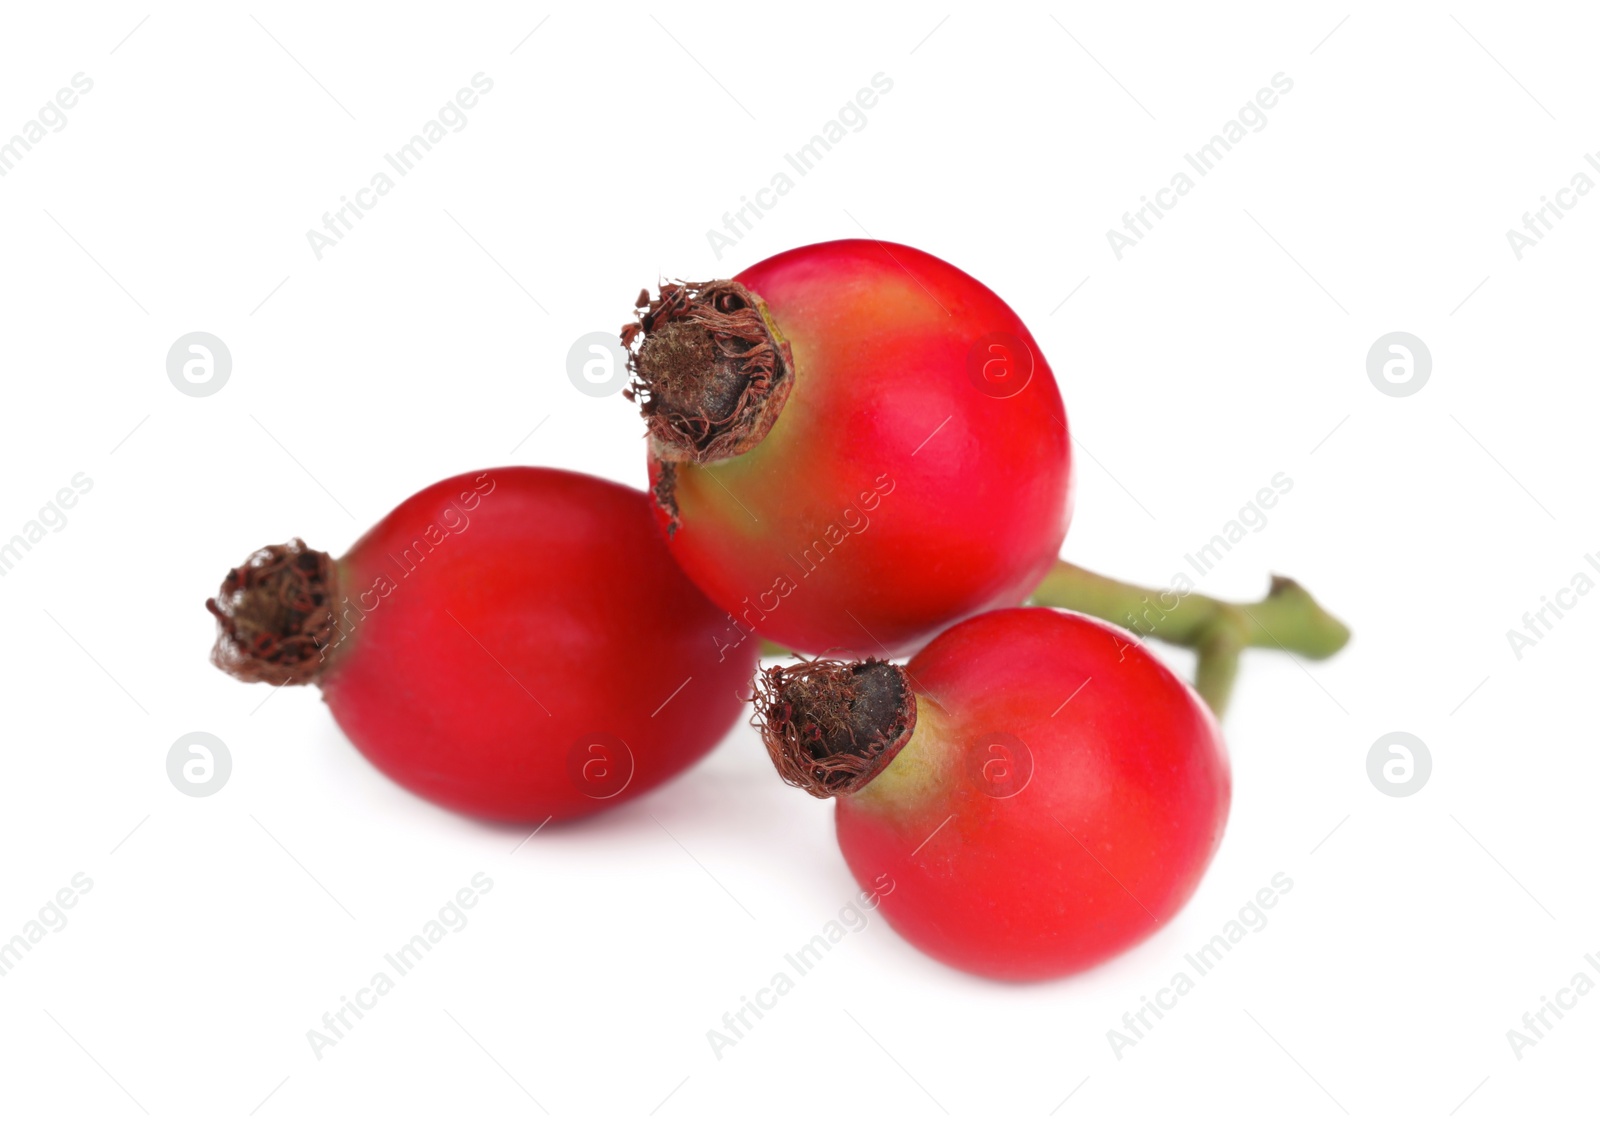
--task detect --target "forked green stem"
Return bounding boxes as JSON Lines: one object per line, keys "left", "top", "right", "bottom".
{"left": 1027, "top": 560, "right": 1350, "bottom": 717}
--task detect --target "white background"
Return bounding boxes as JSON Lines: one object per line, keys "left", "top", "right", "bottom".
{"left": 0, "top": 2, "right": 1594, "bottom": 1126}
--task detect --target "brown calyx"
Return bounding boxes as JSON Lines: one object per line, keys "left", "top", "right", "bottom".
{"left": 205, "top": 540, "right": 339, "bottom": 685}
{"left": 752, "top": 658, "right": 917, "bottom": 799}
{"left": 621, "top": 279, "right": 794, "bottom": 467}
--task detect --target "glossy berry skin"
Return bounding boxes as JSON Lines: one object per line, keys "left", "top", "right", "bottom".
{"left": 649, "top": 240, "right": 1072, "bottom": 656}
{"left": 318, "top": 468, "right": 754, "bottom": 822}
{"left": 835, "top": 607, "right": 1230, "bottom": 981}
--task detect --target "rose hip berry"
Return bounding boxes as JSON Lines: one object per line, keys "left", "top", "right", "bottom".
{"left": 623, "top": 239, "right": 1072, "bottom": 657}
{"left": 207, "top": 467, "right": 754, "bottom": 823}
{"left": 754, "top": 606, "right": 1231, "bottom": 981}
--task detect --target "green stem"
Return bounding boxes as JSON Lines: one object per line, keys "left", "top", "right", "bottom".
{"left": 1028, "top": 560, "right": 1350, "bottom": 717}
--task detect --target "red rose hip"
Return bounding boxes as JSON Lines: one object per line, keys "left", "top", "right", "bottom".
{"left": 755, "top": 606, "right": 1231, "bottom": 980}
{"left": 625, "top": 239, "right": 1072, "bottom": 657}
{"left": 207, "top": 467, "right": 755, "bottom": 822}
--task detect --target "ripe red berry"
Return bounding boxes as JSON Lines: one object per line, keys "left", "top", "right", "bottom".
{"left": 754, "top": 606, "right": 1230, "bottom": 981}
{"left": 625, "top": 239, "right": 1072, "bottom": 657}
{"left": 207, "top": 467, "right": 755, "bottom": 822}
